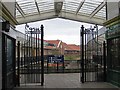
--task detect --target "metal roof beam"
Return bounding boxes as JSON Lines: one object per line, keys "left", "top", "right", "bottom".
{"left": 16, "top": 11, "right": 56, "bottom": 24}
{"left": 16, "top": 11, "right": 105, "bottom": 25}
{"left": 76, "top": 0, "right": 85, "bottom": 15}
{"left": 34, "top": 0, "right": 40, "bottom": 14}
{"left": 60, "top": 12, "right": 105, "bottom": 25}
{"left": 90, "top": 1, "right": 106, "bottom": 18}
{"left": 16, "top": 2, "right": 25, "bottom": 18}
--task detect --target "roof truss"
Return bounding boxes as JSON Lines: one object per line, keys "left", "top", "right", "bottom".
{"left": 90, "top": 1, "right": 106, "bottom": 18}
{"left": 15, "top": 0, "right": 106, "bottom": 25}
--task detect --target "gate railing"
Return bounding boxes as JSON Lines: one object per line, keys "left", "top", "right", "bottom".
{"left": 17, "top": 56, "right": 81, "bottom": 74}
{"left": 80, "top": 25, "right": 106, "bottom": 83}
{"left": 16, "top": 24, "right": 44, "bottom": 86}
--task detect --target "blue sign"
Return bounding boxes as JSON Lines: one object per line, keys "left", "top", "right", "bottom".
{"left": 48, "top": 55, "right": 64, "bottom": 63}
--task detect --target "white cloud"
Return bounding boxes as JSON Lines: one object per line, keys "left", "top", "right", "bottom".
{"left": 45, "top": 35, "right": 80, "bottom": 45}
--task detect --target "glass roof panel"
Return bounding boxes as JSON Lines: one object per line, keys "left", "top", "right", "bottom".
{"left": 21, "top": 6, "right": 36, "bottom": 10}
{"left": 40, "top": 10, "right": 54, "bottom": 14}
{"left": 62, "top": 0, "right": 82, "bottom": 12}
{"left": 83, "top": 3, "right": 99, "bottom": 8}
{"left": 37, "top": 1, "right": 54, "bottom": 12}
{"left": 85, "top": 0, "right": 104, "bottom": 4}
{"left": 17, "top": 0, "right": 34, "bottom": 4}
{"left": 65, "top": 0, "right": 82, "bottom": 3}
{"left": 36, "top": 0, "right": 53, "bottom": 2}
{"left": 16, "top": 0, "right": 106, "bottom": 24}
{"left": 94, "top": 6, "right": 106, "bottom": 18}
{"left": 16, "top": 0, "right": 38, "bottom": 15}
{"left": 79, "top": 10, "right": 93, "bottom": 15}
{"left": 79, "top": 0, "right": 103, "bottom": 15}
{"left": 16, "top": 9, "right": 22, "bottom": 17}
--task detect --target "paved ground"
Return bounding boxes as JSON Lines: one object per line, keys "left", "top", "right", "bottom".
{"left": 14, "top": 73, "right": 119, "bottom": 90}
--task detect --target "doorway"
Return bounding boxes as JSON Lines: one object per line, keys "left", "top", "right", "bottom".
{"left": 2, "top": 34, "right": 16, "bottom": 90}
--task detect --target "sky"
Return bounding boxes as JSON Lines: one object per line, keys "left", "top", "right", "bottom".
{"left": 16, "top": 18, "right": 102, "bottom": 45}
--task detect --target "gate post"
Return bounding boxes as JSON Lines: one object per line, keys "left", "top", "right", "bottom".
{"left": 57, "top": 61, "right": 59, "bottom": 72}
{"left": 41, "top": 25, "right": 44, "bottom": 86}
{"left": 81, "top": 25, "right": 84, "bottom": 83}
{"left": 62, "top": 55, "right": 64, "bottom": 73}
{"left": 47, "top": 56, "right": 49, "bottom": 73}
{"left": 17, "top": 41, "right": 20, "bottom": 86}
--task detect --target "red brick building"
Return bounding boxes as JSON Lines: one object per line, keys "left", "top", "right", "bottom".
{"left": 44, "top": 40, "right": 80, "bottom": 60}
{"left": 64, "top": 44, "right": 80, "bottom": 55}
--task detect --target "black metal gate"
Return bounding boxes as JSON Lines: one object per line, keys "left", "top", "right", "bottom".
{"left": 80, "top": 25, "right": 106, "bottom": 83}
{"left": 16, "top": 24, "right": 44, "bottom": 86}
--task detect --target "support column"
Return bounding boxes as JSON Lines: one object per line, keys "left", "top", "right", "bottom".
{"left": 81, "top": 25, "right": 84, "bottom": 83}
{"left": 41, "top": 25, "right": 44, "bottom": 86}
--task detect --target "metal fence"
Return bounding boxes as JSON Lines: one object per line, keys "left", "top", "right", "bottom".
{"left": 16, "top": 53, "right": 81, "bottom": 85}
{"left": 44, "top": 59, "right": 80, "bottom": 73}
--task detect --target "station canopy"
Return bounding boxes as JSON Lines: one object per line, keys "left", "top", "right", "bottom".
{"left": 16, "top": 0, "right": 106, "bottom": 25}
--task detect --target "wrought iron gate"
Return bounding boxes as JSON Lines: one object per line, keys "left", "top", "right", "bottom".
{"left": 80, "top": 25, "right": 106, "bottom": 83}
{"left": 16, "top": 24, "right": 44, "bottom": 86}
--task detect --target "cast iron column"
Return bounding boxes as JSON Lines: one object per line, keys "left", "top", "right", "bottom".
{"left": 81, "top": 25, "right": 84, "bottom": 83}
{"left": 41, "top": 25, "right": 44, "bottom": 86}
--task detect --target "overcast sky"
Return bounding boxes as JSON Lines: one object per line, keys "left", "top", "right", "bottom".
{"left": 16, "top": 18, "right": 102, "bottom": 45}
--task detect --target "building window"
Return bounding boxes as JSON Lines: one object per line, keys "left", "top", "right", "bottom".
{"left": 108, "top": 38, "right": 120, "bottom": 71}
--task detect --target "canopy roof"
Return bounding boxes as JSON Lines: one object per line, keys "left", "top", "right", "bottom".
{"left": 16, "top": 0, "right": 106, "bottom": 25}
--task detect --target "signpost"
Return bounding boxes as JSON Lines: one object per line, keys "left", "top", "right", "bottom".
{"left": 47, "top": 55, "right": 64, "bottom": 73}
{"left": 48, "top": 55, "right": 64, "bottom": 63}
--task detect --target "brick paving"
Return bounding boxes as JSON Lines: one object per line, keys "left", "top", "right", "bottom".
{"left": 14, "top": 73, "right": 119, "bottom": 90}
